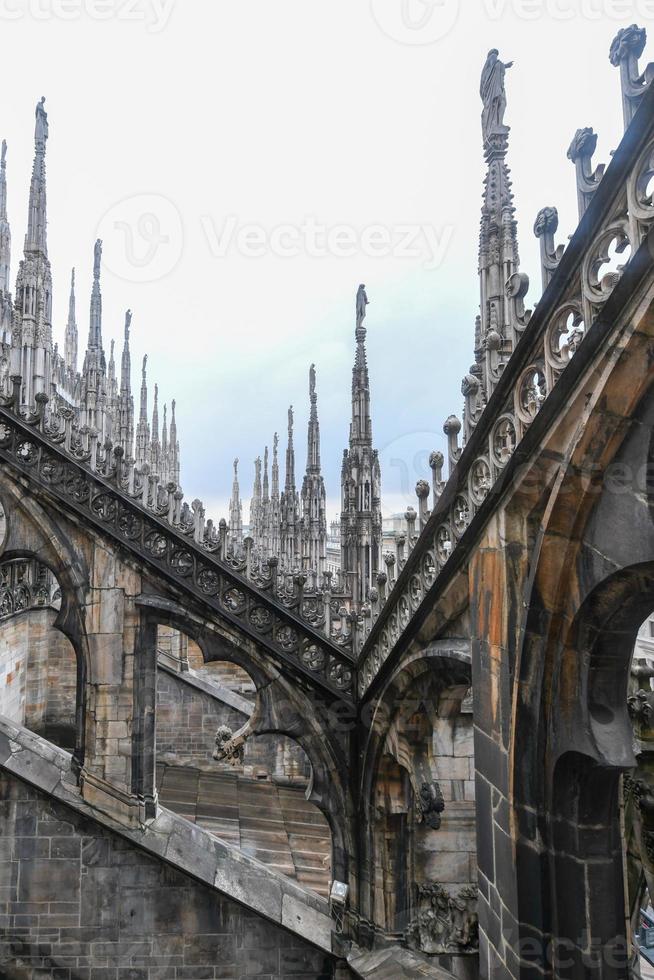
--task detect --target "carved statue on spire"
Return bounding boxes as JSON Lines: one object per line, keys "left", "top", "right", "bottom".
{"left": 35, "top": 97, "right": 48, "bottom": 144}
{"left": 288, "top": 405, "right": 293, "bottom": 435}
{"left": 233, "top": 457, "right": 238, "bottom": 476}
{"left": 309, "top": 363, "right": 316, "bottom": 403}
{"left": 480, "top": 50, "right": 513, "bottom": 143}
{"left": 356, "top": 284, "right": 369, "bottom": 330}
{"left": 125, "top": 309, "right": 132, "bottom": 335}
{"left": 93, "top": 239, "right": 102, "bottom": 279}
{"left": 142, "top": 354, "right": 147, "bottom": 378}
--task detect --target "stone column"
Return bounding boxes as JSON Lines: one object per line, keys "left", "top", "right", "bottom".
{"left": 132, "top": 616, "right": 158, "bottom": 821}
{"left": 79, "top": 541, "right": 154, "bottom": 826}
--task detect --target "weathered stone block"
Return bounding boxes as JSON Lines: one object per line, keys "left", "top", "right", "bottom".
{"left": 18, "top": 859, "right": 81, "bottom": 904}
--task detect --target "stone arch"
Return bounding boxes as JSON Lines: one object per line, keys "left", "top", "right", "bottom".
{"left": 358, "top": 641, "right": 475, "bottom": 955}
{"left": 515, "top": 564, "right": 654, "bottom": 975}
{"left": 137, "top": 597, "right": 355, "bottom": 891}
{"left": 509, "top": 362, "right": 654, "bottom": 972}
{"left": 0, "top": 552, "right": 79, "bottom": 748}
{"left": 0, "top": 469, "right": 91, "bottom": 773}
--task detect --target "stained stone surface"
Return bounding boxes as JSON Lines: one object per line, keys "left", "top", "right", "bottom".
{"left": 156, "top": 765, "right": 332, "bottom": 898}
{"left": 0, "top": 718, "right": 336, "bottom": 959}
{"left": 0, "top": 767, "right": 336, "bottom": 979}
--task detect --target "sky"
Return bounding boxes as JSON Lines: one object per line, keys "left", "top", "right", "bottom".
{"left": 0, "top": 0, "right": 648, "bottom": 520}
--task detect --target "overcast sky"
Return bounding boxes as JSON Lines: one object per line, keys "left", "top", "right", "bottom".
{"left": 0, "top": 0, "right": 647, "bottom": 519}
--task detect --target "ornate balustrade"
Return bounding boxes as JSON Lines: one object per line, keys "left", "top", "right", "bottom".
{"left": 358, "top": 29, "right": 654, "bottom": 697}
{"left": 0, "top": 397, "right": 356, "bottom": 701}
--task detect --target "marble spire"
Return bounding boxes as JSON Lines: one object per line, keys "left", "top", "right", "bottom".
{"left": 270, "top": 432, "right": 280, "bottom": 558}
{"left": 118, "top": 310, "right": 134, "bottom": 457}
{"left": 135, "top": 354, "right": 150, "bottom": 468}
{"left": 350, "top": 285, "right": 372, "bottom": 448}
{"left": 281, "top": 408, "right": 300, "bottom": 570}
{"left": 285, "top": 406, "right": 295, "bottom": 495}
{"left": 0, "top": 140, "right": 10, "bottom": 295}
{"left": 262, "top": 445, "right": 270, "bottom": 558}
{"left": 64, "top": 268, "right": 78, "bottom": 373}
{"left": 15, "top": 98, "right": 53, "bottom": 407}
{"left": 476, "top": 50, "right": 519, "bottom": 400}
{"left": 25, "top": 98, "right": 48, "bottom": 256}
{"left": 250, "top": 456, "right": 263, "bottom": 555}
{"left": 86, "top": 239, "right": 105, "bottom": 356}
{"left": 229, "top": 457, "right": 243, "bottom": 552}
{"left": 150, "top": 382, "right": 161, "bottom": 476}
{"left": 301, "top": 364, "right": 326, "bottom": 574}
{"left": 341, "top": 285, "right": 382, "bottom": 607}
{"left": 169, "top": 399, "right": 180, "bottom": 487}
{"left": 81, "top": 239, "right": 107, "bottom": 436}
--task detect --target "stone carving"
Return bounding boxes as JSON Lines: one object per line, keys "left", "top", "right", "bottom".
{"left": 355, "top": 283, "right": 368, "bottom": 330}
{"left": 0, "top": 557, "right": 60, "bottom": 619}
{"left": 213, "top": 725, "right": 245, "bottom": 766}
{"left": 406, "top": 883, "right": 478, "bottom": 954}
{"left": 628, "top": 689, "right": 654, "bottom": 729}
{"left": 609, "top": 24, "right": 654, "bottom": 128}
{"left": 480, "top": 49, "right": 513, "bottom": 142}
{"left": 416, "top": 781, "right": 445, "bottom": 830}
{"left": 35, "top": 96, "right": 48, "bottom": 143}
{"left": 567, "top": 128, "right": 605, "bottom": 218}
{"left": 609, "top": 23, "right": 646, "bottom": 69}
{"left": 533, "top": 205, "right": 558, "bottom": 239}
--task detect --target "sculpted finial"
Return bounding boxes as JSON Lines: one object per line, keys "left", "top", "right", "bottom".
{"left": 1, "top": 140, "right": 6, "bottom": 168}
{"left": 142, "top": 354, "right": 147, "bottom": 379}
{"left": 93, "top": 239, "right": 102, "bottom": 280}
{"left": 125, "top": 309, "right": 132, "bottom": 338}
{"left": 309, "top": 363, "right": 316, "bottom": 403}
{"left": 610, "top": 23, "right": 646, "bottom": 66}
{"left": 288, "top": 405, "right": 294, "bottom": 436}
{"left": 480, "top": 49, "right": 513, "bottom": 144}
{"left": 35, "top": 97, "right": 48, "bottom": 144}
{"left": 356, "top": 284, "right": 368, "bottom": 331}
{"left": 233, "top": 457, "right": 239, "bottom": 476}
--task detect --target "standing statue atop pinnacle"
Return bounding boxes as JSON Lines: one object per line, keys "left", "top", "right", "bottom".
{"left": 309, "top": 363, "right": 316, "bottom": 402}
{"left": 233, "top": 458, "right": 238, "bottom": 476}
{"left": 35, "top": 97, "right": 48, "bottom": 144}
{"left": 480, "top": 50, "right": 513, "bottom": 143}
{"left": 93, "top": 239, "right": 102, "bottom": 279}
{"left": 356, "top": 284, "right": 369, "bottom": 331}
